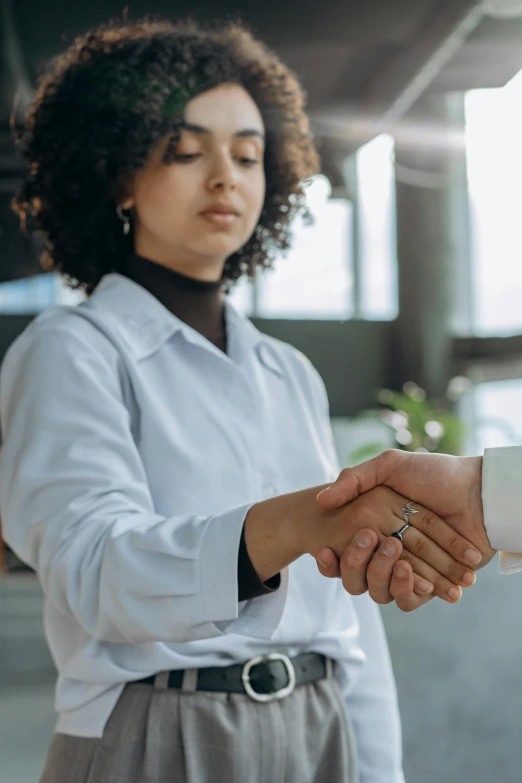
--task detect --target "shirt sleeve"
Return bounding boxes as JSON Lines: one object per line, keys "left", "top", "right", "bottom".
{"left": 482, "top": 446, "right": 522, "bottom": 574}
{"left": 0, "top": 318, "right": 288, "bottom": 644}
{"left": 336, "top": 594, "right": 405, "bottom": 783}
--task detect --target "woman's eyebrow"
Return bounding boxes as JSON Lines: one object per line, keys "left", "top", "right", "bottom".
{"left": 180, "top": 122, "right": 265, "bottom": 141}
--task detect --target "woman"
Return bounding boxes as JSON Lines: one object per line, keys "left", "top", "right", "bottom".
{"left": 0, "top": 17, "right": 479, "bottom": 783}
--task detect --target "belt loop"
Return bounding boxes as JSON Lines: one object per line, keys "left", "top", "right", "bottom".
{"left": 153, "top": 671, "right": 170, "bottom": 692}
{"left": 181, "top": 668, "right": 198, "bottom": 692}
{"left": 325, "top": 657, "right": 334, "bottom": 680}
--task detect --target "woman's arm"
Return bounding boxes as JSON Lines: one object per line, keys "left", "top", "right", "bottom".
{"left": 245, "top": 484, "right": 477, "bottom": 604}
{"left": 0, "top": 319, "right": 280, "bottom": 645}
{"left": 0, "top": 317, "right": 479, "bottom": 649}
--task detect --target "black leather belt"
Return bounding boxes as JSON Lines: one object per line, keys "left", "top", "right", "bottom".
{"left": 135, "top": 652, "right": 328, "bottom": 703}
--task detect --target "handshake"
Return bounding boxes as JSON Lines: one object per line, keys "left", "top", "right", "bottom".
{"left": 245, "top": 449, "right": 496, "bottom": 614}
{"left": 312, "top": 449, "right": 496, "bottom": 612}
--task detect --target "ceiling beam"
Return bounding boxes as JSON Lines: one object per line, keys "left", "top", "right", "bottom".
{"left": 453, "top": 334, "right": 522, "bottom": 384}
{"left": 366, "top": 0, "right": 485, "bottom": 128}
{"left": 454, "top": 334, "right": 522, "bottom": 363}
{"left": 311, "top": 0, "right": 485, "bottom": 153}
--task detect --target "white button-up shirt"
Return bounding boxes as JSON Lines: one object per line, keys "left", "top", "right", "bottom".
{"left": 483, "top": 446, "right": 522, "bottom": 574}
{"left": 0, "top": 273, "right": 403, "bottom": 782}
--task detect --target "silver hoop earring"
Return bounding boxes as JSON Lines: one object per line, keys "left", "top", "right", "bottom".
{"left": 116, "top": 205, "right": 131, "bottom": 236}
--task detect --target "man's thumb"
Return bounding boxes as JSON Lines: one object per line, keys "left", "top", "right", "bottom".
{"left": 316, "top": 453, "right": 387, "bottom": 509}
{"left": 315, "top": 469, "right": 362, "bottom": 508}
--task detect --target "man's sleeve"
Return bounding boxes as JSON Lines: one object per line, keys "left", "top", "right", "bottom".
{"left": 482, "top": 446, "right": 522, "bottom": 574}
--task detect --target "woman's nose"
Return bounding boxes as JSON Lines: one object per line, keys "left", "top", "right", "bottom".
{"left": 207, "top": 155, "right": 237, "bottom": 191}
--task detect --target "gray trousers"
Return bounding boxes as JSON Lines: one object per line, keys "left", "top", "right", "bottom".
{"left": 40, "top": 665, "right": 358, "bottom": 783}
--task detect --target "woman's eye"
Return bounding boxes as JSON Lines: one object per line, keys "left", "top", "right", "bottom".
{"left": 169, "top": 153, "right": 259, "bottom": 166}
{"left": 173, "top": 153, "right": 201, "bottom": 161}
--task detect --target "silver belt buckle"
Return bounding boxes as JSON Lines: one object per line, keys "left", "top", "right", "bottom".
{"left": 241, "top": 652, "right": 296, "bottom": 703}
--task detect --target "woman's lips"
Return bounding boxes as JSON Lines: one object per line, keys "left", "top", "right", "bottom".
{"left": 200, "top": 211, "right": 238, "bottom": 226}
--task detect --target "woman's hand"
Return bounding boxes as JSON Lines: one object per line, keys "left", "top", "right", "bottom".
{"left": 314, "top": 530, "right": 437, "bottom": 612}
{"left": 313, "top": 485, "right": 478, "bottom": 605}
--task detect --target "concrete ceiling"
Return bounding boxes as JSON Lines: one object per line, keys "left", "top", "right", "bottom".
{"left": 2, "top": 0, "right": 522, "bottom": 281}
{"left": 4, "top": 1, "right": 522, "bottom": 137}
{"left": 6, "top": 0, "right": 522, "bottom": 109}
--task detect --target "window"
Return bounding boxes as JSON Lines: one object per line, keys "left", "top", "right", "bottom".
{"left": 256, "top": 175, "right": 354, "bottom": 319}
{"left": 0, "top": 275, "right": 57, "bottom": 313}
{"left": 230, "top": 174, "right": 354, "bottom": 319}
{"left": 226, "top": 275, "right": 255, "bottom": 317}
{"left": 461, "top": 71, "right": 522, "bottom": 456}
{"left": 229, "top": 141, "right": 399, "bottom": 322}
{"left": 465, "top": 69, "right": 522, "bottom": 335}
{"left": 54, "top": 277, "right": 86, "bottom": 306}
{"left": 462, "top": 378, "right": 522, "bottom": 455}
{"left": 3, "top": 142, "right": 399, "bottom": 322}
{"left": 0, "top": 274, "right": 86, "bottom": 313}
{"left": 356, "top": 133, "right": 398, "bottom": 320}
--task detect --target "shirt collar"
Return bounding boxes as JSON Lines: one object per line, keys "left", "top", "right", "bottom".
{"left": 87, "top": 272, "right": 270, "bottom": 366}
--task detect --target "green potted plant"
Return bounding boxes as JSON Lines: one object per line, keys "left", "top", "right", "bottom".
{"left": 348, "top": 377, "right": 470, "bottom": 465}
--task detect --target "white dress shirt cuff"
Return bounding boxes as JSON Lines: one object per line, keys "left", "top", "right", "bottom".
{"left": 482, "top": 447, "right": 522, "bottom": 574}
{"left": 199, "top": 501, "right": 289, "bottom": 638}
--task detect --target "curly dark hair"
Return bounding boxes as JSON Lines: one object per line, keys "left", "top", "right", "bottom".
{"left": 11, "top": 16, "right": 321, "bottom": 295}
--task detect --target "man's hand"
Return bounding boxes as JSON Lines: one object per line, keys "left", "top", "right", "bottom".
{"left": 313, "top": 450, "right": 496, "bottom": 588}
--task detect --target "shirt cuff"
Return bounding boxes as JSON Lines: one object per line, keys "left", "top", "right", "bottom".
{"left": 198, "top": 502, "right": 289, "bottom": 640}
{"left": 482, "top": 447, "right": 522, "bottom": 573}
{"left": 237, "top": 523, "right": 281, "bottom": 601}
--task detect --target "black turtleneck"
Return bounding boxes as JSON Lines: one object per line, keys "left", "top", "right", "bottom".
{"left": 121, "top": 253, "right": 281, "bottom": 601}
{"left": 121, "top": 252, "right": 228, "bottom": 352}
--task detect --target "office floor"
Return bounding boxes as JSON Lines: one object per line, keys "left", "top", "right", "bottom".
{"left": 0, "top": 680, "right": 55, "bottom": 783}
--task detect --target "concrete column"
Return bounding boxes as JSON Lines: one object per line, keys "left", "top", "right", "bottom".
{"left": 392, "top": 94, "right": 466, "bottom": 398}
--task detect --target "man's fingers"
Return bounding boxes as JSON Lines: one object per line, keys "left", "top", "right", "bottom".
{"left": 313, "top": 547, "right": 342, "bottom": 578}
{"left": 390, "top": 560, "right": 434, "bottom": 599}
{"left": 337, "top": 529, "right": 379, "bottom": 596}
{"left": 405, "top": 506, "right": 482, "bottom": 568}
{"left": 365, "top": 537, "right": 411, "bottom": 604}
{"left": 366, "top": 537, "right": 433, "bottom": 611}
{"left": 319, "top": 529, "right": 438, "bottom": 614}
{"left": 391, "top": 561, "right": 435, "bottom": 612}
{"left": 400, "top": 522, "right": 477, "bottom": 588}
{"left": 369, "top": 487, "right": 478, "bottom": 587}
{"left": 389, "top": 560, "right": 415, "bottom": 604}
{"left": 399, "top": 549, "right": 464, "bottom": 604}
{"left": 316, "top": 450, "right": 409, "bottom": 509}
{"left": 316, "top": 460, "right": 380, "bottom": 508}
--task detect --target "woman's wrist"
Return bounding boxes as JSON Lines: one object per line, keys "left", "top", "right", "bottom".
{"left": 243, "top": 483, "right": 332, "bottom": 582}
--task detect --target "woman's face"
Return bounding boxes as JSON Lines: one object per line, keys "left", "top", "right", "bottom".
{"left": 122, "top": 83, "right": 266, "bottom": 280}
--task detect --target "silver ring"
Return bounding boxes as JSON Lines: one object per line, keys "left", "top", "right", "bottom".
{"left": 391, "top": 501, "right": 419, "bottom": 542}
{"left": 391, "top": 522, "right": 411, "bottom": 543}
{"left": 402, "top": 501, "right": 419, "bottom": 525}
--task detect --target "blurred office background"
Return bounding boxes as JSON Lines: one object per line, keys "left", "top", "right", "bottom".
{"left": 2, "top": 1, "right": 522, "bottom": 781}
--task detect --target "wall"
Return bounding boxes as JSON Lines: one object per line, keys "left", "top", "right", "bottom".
{"left": 253, "top": 318, "right": 393, "bottom": 416}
